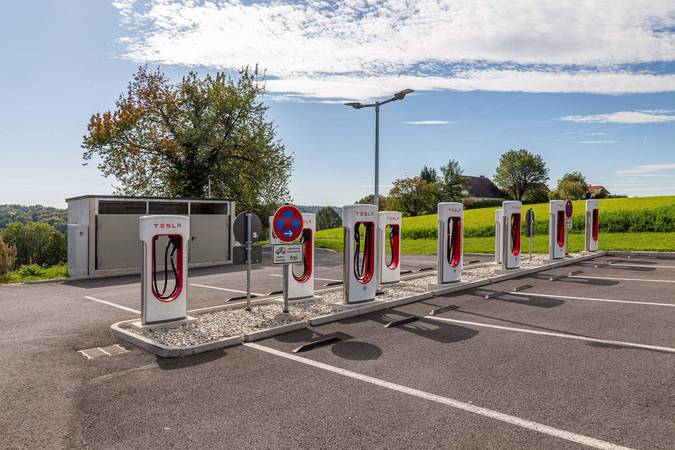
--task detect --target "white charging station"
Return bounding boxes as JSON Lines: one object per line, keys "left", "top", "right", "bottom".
{"left": 495, "top": 209, "right": 503, "bottom": 265}
{"left": 270, "top": 213, "right": 315, "bottom": 299}
{"left": 585, "top": 199, "right": 600, "bottom": 252}
{"left": 343, "top": 204, "right": 377, "bottom": 303}
{"left": 437, "top": 202, "right": 464, "bottom": 283}
{"left": 549, "top": 200, "right": 566, "bottom": 260}
{"left": 139, "top": 215, "right": 189, "bottom": 325}
{"left": 379, "top": 211, "right": 401, "bottom": 284}
{"left": 500, "top": 201, "right": 522, "bottom": 269}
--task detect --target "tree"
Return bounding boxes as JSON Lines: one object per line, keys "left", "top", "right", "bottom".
{"left": 1, "top": 222, "right": 66, "bottom": 266}
{"left": 0, "top": 235, "right": 17, "bottom": 281}
{"left": 420, "top": 166, "right": 439, "bottom": 183}
{"left": 439, "top": 159, "right": 465, "bottom": 202}
{"left": 386, "top": 176, "right": 440, "bottom": 217}
{"left": 82, "top": 65, "right": 293, "bottom": 213}
{"left": 554, "top": 171, "right": 589, "bottom": 200}
{"left": 494, "top": 149, "right": 549, "bottom": 200}
{"left": 355, "top": 194, "right": 387, "bottom": 211}
{"left": 591, "top": 186, "right": 610, "bottom": 199}
{"left": 523, "top": 184, "right": 551, "bottom": 203}
{"left": 316, "top": 206, "right": 341, "bottom": 231}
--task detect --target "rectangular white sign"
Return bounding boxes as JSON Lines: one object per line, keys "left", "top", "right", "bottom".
{"left": 273, "top": 244, "right": 304, "bottom": 264}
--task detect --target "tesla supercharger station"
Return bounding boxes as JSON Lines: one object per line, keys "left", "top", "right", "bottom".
{"left": 549, "top": 200, "right": 566, "bottom": 260}
{"left": 343, "top": 204, "right": 377, "bottom": 303}
{"left": 437, "top": 202, "right": 464, "bottom": 283}
{"left": 379, "top": 211, "right": 401, "bottom": 284}
{"left": 500, "top": 201, "right": 522, "bottom": 270}
{"left": 270, "top": 213, "right": 315, "bottom": 299}
{"left": 494, "top": 209, "right": 503, "bottom": 265}
{"left": 139, "top": 215, "right": 189, "bottom": 325}
{"left": 585, "top": 199, "right": 600, "bottom": 252}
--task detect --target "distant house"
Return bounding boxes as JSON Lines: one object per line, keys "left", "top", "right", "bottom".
{"left": 461, "top": 175, "right": 509, "bottom": 201}
{"left": 587, "top": 185, "right": 610, "bottom": 199}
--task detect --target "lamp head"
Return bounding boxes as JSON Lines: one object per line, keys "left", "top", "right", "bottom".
{"left": 393, "top": 89, "right": 414, "bottom": 100}
{"left": 344, "top": 102, "right": 364, "bottom": 109}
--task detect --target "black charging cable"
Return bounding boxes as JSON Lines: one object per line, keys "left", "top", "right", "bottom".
{"left": 153, "top": 236, "right": 181, "bottom": 300}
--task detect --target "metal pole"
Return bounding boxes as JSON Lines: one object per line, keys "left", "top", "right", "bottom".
{"left": 245, "top": 212, "right": 252, "bottom": 311}
{"left": 282, "top": 263, "right": 289, "bottom": 313}
{"left": 207, "top": 175, "right": 212, "bottom": 198}
{"left": 374, "top": 103, "right": 381, "bottom": 285}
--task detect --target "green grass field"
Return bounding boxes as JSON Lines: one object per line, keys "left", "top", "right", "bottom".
{"left": 316, "top": 196, "right": 675, "bottom": 254}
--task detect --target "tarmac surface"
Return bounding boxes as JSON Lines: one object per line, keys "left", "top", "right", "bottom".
{"left": 1, "top": 251, "right": 673, "bottom": 448}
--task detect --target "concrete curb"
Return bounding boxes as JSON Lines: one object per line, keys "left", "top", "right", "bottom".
{"left": 243, "top": 321, "right": 308, "bottom": 342}
{"left": 308, "top": 301, "right": 388, "bottom": 326}
{"left": 430, "top": 252, "right": 604, "bottom": 297}
{"left": 110, "top": 321, "right": 241, "bottom": 358}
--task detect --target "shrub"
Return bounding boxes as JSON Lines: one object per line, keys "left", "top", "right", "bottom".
{"left": 1, "top": 221, "right": 66, "bottom": 266}
{"left": 17, "top": 264, "right": 46, "bottom": 277}
{"left": 0, "top": 236, "right": 17, "bottom": 281}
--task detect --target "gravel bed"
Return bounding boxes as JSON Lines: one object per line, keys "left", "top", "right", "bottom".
{"left": 130, "top": 253, "right": 572, "bottom": 348}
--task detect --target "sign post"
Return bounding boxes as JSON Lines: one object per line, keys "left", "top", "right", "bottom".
{"left": 272, "top": 205, "right": 304, "bottom": 314}
{"left": 233, "top": 211, "right": 262, "bottom": 311}
{"left": 565, "top": 200, "right": 574, "bottom": 256}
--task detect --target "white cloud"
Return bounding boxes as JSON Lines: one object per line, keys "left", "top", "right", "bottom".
{"left": 575, "top": 140, "right": 618, "bottom": 144}
{"left": 113, "top": 0, "right": 675, "bottom": 99}
{"left": 615, "top": 163, "right": 675, "bottom": 176}
{"left": 403, "top": 120, "right": 452, "bottom": 125}
{"left": 560, "top": 111, "right": 675, "bottom": 124}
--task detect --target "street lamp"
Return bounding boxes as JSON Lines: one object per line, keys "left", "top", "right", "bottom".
{"left": 345, "top": 89, "right": 414, "bottom": 286}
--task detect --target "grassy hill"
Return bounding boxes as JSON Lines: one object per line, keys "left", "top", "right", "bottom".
{"left": 316, "top": 196, "right": 675, "bottom": 254}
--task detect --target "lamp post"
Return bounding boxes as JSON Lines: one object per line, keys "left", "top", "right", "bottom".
{"left": 345, "top": 89, "right": 414, "bottom": 284}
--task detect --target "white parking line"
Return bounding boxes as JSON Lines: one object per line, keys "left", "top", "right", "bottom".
{"left": 609, "top": 263, "right": 675, "bottom": 269}
{"left": 190, "top": 283, "right": 265, "bottom": 296}
{"left": 245, "top": 343, "right": 630, "bottom": 450}
{"left": 510, "top": 292, "right": 675, "bottom": 308}
{"left": 569, "top": 275, "right": 675, "bottom": 284}
{"left": 425, "top": 316, "right": 675, "bottom": 354}
{"left": 82, "top": 296, "right": 140, "bottom": 314}
{"left": 268, "top": 274, "right": 342, "bottom": 282}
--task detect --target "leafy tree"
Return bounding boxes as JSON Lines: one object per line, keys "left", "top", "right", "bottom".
{"left": 316, "top": 206, "right": 341, "bottom": 230}
{"left": 355, "top": 194, "right": 387, "bottom": 211}
{"left": 494, "top": 149, "right": 549, "bottom": 200}
{"left": 0, "top": 236, "right": 17, "bottom": 281}
{"left": 1, "top": 222, "right": 66, "bottom": 266}
{"left": 420, "top": 166, "right": 439, "bottom": 183}
{"left": 82, "top": 65, "right": 293, "bottom": 213}
{"left": 439, "top": 159, "right": 465, "bottom": 202}
{"left": 554, "top": 171, "right": 589, "bottom": 200}
{"left": 386, "top": 176, "right": 440, "bottom": 217}
{"left": 523, "top": 183, "right": 551, "bottom": 203}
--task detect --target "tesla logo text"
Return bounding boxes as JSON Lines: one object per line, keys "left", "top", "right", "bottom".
{"left": 154, "top": 223, "right": 183, "bottom": 229}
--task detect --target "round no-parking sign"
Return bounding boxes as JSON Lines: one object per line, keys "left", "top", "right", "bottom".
{"left": 272, "top": 205, "right": 303, "bottom": 243}
{"left": 565, "top": 200, "right": 574, "bottom": 218}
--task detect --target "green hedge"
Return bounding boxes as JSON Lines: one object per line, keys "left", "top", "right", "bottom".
{"left": 400, "top": 206, "right": 675, "bottom": 239}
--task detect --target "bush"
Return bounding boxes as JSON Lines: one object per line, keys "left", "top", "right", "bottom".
{"left": 17, "top": 264, "right": 46, "bottom": 277}
{"left": 0, "top": 236, "right": 17, "bottom": 281}
{"left": 462, "top": 198, "right": 504, "bottom": 210}
{"left": 1, "top": 221, "right": 66, "bottom": 266}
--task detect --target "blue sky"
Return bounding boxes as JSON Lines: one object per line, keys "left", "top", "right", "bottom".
{"left": 1, "top": 0, "right": 674, "bottom": 208}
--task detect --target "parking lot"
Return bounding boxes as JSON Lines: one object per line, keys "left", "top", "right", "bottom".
{"left": 1, "top": 251, "right": 674, "bottom": 448}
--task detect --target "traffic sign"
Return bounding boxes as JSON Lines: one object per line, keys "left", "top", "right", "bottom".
{"left": 565, "top": 200, "right": 574, "bottom": 218}
{"left": 233, "top": 211, "right": 263, "bottom": 243}
{"left": 272, "top": 244, "right": 304, "bottom": 264}
{"left": 272, "top": 205, "right": 303, "bottom": 243}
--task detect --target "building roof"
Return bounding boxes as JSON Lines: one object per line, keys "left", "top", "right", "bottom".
{"left": 463, "top": 176, "right": 509, "bottom": 199}
{"left": 66, "top": 194, "right": 233, "bottom": 203}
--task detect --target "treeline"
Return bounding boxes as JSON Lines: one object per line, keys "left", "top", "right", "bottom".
{"left": 0, "top": 205, "right": 67, "bottom": 232}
